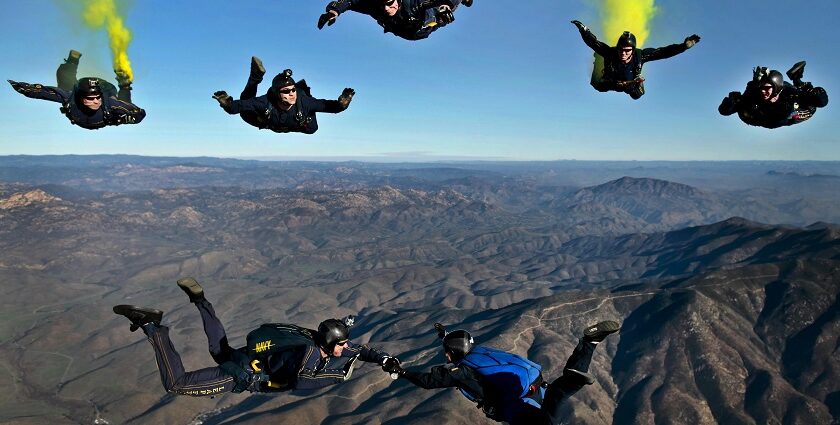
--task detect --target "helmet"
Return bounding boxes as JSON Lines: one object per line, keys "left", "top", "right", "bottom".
{"left": 616, "top": 31, "right": 637, "bottom": 48}
{"left": 316, "top": 319, "right": 349, "bottom": 354}
{"left": 760, "top": 70, "right": 785, "bottom": 95}
{"left": 442, "top": 329, "right": 474, "bottom": 363}
{"left": 74, "top": 77, "right": 103, "bottom": 102}
{"left": 271, "top": 69, "right": 296, "bottom": 92}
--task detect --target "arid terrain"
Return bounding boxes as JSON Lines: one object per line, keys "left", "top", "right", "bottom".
{"left": 0, "top": 156, "right": 837, "bottom": 424}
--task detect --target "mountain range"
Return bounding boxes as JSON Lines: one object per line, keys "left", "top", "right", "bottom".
{"left": 0, "top": 156, "right": 837, "bottom": 424}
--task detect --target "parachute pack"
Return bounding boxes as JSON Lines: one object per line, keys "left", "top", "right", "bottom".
{"left": 246, "top": 323, "right": 316, "bottom": 362}
{"left": 457, "top": 346, "right": 545, "bottom": 420}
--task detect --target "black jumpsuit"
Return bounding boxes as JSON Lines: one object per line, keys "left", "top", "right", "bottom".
{"left": 401, "top": 339, "right": 598, "bottom": 425}
{"left": 574, "top": 27, "right": 690, "bottom": 99}
{"left": 139, "top": 298, "right": 389, "bottom": 396}
{"left": 11, "top": 59, "right": 145, "bottom": 130}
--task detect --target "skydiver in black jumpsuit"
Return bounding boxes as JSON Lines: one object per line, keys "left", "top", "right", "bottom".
{"left": 212, "top": 66, "right": 354, "bottom": 135}
{"left": 8, "top": 49, "right": 145, "bottom": 129}
{"left": 384, "top": 321, "right": 620, "bottom": 424}
{"left": 718, "top": 62, "right": 828, "bottom": 129}
{"left": 113, "top": 278, "right": 395, "bottom": 396}
{"left": 571, "top": 21, "right": 700, "bottom": 100}
{"left": 318, "top": 0, "right": 474, "bottom": 41}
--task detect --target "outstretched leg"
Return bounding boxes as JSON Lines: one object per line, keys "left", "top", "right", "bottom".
{"left": 56, "top": 50, "right": 81, "bottom": 91}
{"left": 177, "top": 278, "right": 236, "bottom": 364}
{"left": 541, "top": 321, "right": 620, "bottom": 425}
{"left": 114, "top": 305, "right": 235, "bottom": 397}
{"left": 239, "top": 57, "right": 266, "bottom": 128}
{"left": 240, "top": 56, "right": 265, "bottom": 100}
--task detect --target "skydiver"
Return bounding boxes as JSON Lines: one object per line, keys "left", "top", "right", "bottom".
{"left": 718, "top": 62, "right": 829, "bottom": 129}
{"left": 7, "top": 50, "right": 145, "bottom": 130}
{"left": 383, "top": 320, "right": 620, "bottom": 425}
{"left": 213, "top": 64, "right": 354, "bottom": 134}
{"left": 318, "top": 0, "right": 474, "bottom": 41}
{"left": 571, "top": 21, "right": 700, "bottom": 99}
{"left": 113, "top": 278, "right": 397, "bottom": 396}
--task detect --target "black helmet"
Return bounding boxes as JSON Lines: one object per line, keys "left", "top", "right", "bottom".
{"left": 271, "top": 69, "right": 295, "bottom": 92}
{"left": 760, "top": 70, "right": 785, "bottom": 95}
{"left": 74, "top": 77, "right": 103, "bottom": 101}
{"left": 316, "top": 319, "right": 349, "bottom": 354}
{"left": 616, "top": 31, "right": 637, "bottom": 48}
{"left": 442, "top": 329, "right": 474, "bottom": 363}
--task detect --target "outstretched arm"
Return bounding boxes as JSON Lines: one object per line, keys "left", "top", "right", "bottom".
{"left": 640, "top": 34, "right": 700, "bottom": 62}
{"left": 8, "top": 80, "right": 71, "bottom": 103}
{"left": 571, "top": 21, "right": 612, "bottom": 57}
{"left": 343, "top": 341, "right": 390, "bottom": 364}
{"left": 400, "top": 365, "right": 484, "bottom": 396}
{"left": 213, "top": 91, "right": 267, "bottom": 115}
{"left": 109, "top": 98, "right": 146, "bottom": 124}
{"left": 303, "top": 88, "right": 355, "bottom": 114}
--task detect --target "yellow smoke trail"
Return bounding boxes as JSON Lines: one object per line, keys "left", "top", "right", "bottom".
{"left": 598, "top": 0, "right": 658, "bottom": 47}
{"left": 82, "top": 0, "right": 134, "bottom": 82}
{"left": 589, "top": 0, "right": 658, "bottom": 83}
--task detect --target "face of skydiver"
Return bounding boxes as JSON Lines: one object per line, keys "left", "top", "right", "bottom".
{"left": 759, "top": 83, "right": 777, "bottom": 102}
{"left": 81, "top": 94, "right": 103, "bottom": 111}
{"left": 331, "top": 339, "right": 348, "bottom": 357}
{"left": 277, "top": 84, "right": 297, "bottom": 108}
{"left": 383, "top": 0, "right": 399, "bottom": 16}
{"left": 619, "top": 47, "right": 634, "bottom": 64}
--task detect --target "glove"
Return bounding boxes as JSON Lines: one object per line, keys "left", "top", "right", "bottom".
{"left": 8, "top": 80, "right": 29, "bottom": 93}
{"left": 752, "top": 66, "right": 768, "bottom": 82}
{"left": 684, "top": 34, "right": 701, "bottom": 49}
{"left": 382, "top": 356, "right": 403, "bottom": 374}
{"left": 571, "top": 20, "right": 588, "bottom": 32}
{"left": 114, "top": 69, "right": 132, "bottom": 88}
{"left": 213, "top": 90, "right": 232, "bottom": 108}
{"left": 436, "top": 5, "right": 455, "bottom": 25}
{"left": 616, "top": 77, "right": 644, "bottom": 89}
{"left": 318, "top": 11, "right": 338, "bottom": 29}
{"left": 338, "top": 88, "right": 355, "bottom": 109}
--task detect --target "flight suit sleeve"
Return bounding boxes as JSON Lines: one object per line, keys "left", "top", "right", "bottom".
{"left": 331, "top": 0, "right": 364, "bottom": 14}
{"left": 402, "top": 365, "right": 484, "bottom": 398}
{"left": 343, "top": 341, "right": 389, "bottom": 364}
{"left": 223, "top": 97, "right": 266, "bottom": 115}
{"left": 12, "top": 83, "right": 71, "bottom": 104}
{"left": 302, "top": 95, "right": 346, "bottom": 114}
{"left": 576, "top": 29, "right": 613, "bottom": 57}
{"left": 109, "top": 98, "right": 146, "bottom": 124}
{"left": 640, "top": 42, "right": 689, "bottom": 63}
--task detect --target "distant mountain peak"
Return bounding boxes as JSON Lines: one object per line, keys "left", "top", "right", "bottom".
{"left": 0, "top": 189, "right": 61, "bottom": 210}
{"left": 587, "top": 176, "right": 706, "bottom": 196}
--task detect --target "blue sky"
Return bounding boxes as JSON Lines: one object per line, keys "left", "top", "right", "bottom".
{"left": 0, "top": 0, "right": 838, "bottom": 161}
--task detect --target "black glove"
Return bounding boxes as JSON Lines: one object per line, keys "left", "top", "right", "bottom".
{"left": 684, "top": 34, "right": 701, "bottom": 48}
{"left": 382, "top": 356, "right": 402, "bottom": 374}
{"left": 571, "top": 20, "right": 588, "bottom": 32}
{"left": 436, "top": 5, "right": 455, "bottom": 25}
{"left": 338, "top": 88, "right": 355, "bottom": 109}
{"left": 8, "top": 80, "right": 28, "bottom": 93}
{"left": 213, "top": 90, "right": 233, "bottom": 108}
{"left": 752, "top": 66, "right": 768, "bottom": 82}
{"left": 318, "top": 11, "right": 338, "bottom": 29}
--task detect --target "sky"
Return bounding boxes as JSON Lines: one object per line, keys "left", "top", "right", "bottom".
{"left": 0, "top": 0, "right": 838, "bottom": 161}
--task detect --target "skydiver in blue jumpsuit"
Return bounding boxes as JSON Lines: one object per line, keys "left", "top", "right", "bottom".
{"left": 383, "top": 321, "right": 620, "bottom": 425}
{"left": 113, "top": 278, "right": 396, "bottom": 396}
{"left": 7, "top": 50, "right": 145, "bottom": 129}
{"left": 318, "top": 0, "right": 474, "bottom": 41}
